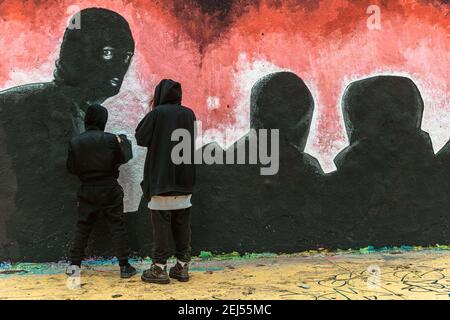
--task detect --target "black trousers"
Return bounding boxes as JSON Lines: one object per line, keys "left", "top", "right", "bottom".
{"left": 69, "top": 183, "right": 130, "bottom": 264}
{"left": 151, "top": 208, "right": 191, "bottom": 265}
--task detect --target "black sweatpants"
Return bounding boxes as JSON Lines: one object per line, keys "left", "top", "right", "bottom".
{"left": 69, "top": 183, "right": 130, "bottom": 265}
{"left": 151, "top": 208, "right": 191, "bottom": 265}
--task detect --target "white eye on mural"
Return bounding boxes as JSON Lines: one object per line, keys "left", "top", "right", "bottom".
{"left": 102, "top": 47, "right": 115, "bottom": 61}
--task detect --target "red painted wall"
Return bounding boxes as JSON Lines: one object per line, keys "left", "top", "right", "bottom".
{"left": 1, "top": 0, "right": 448, "bottom": 174}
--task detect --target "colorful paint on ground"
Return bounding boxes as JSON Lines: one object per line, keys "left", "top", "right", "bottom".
{"left": 1, "top": 247, "right": 450, "bottom": 300}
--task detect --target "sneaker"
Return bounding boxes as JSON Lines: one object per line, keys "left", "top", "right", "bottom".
{"left": 141, "top": 264, "right": 170, "bottom": 284}
{"left": 169, "top": 262, "right": 189, "bottom": 282}
{"left": 120, "top": 264, "right": 137, "bottom": 279}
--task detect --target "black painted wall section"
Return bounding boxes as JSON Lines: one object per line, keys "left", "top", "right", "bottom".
{"left": 2, "top": 69, "right": 448, "bottom": 262}
{"left": 111, "top": 73, "right": 450, "bottom": 260}
{"left": 189, "top": 74, "right": 449, "bottom": 255}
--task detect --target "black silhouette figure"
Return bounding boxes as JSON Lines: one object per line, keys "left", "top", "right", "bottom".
{"left": 0, "top": 8, "right": 134, "bottom": 261}
{"left": 326, "top": 76, "right": 448, "bottom": 248}
{"left": 437, "top": 139, "right": 450, "bottom": 169}
{"left": 193, "top": 72, "right": 324, "bottom": 253}
{"left": 437, "top": 139, "right": 450, "bottom": 208}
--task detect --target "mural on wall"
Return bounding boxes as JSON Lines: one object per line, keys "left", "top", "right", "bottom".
{"left": 0, "top": 7, "right": 135, "bottom": 260}
{"left": 0, "top": 0, "right": 448, "bottom": 261}
{"left": 193, "top": 72, "right": 449, "bottom": 254}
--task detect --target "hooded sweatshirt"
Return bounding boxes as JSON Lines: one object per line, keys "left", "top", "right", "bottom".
{"left": 135, "top": 79, "right": 196, "bottom": 199}
{"left": 67, "top": 104, "right": 133, "bottom": 184}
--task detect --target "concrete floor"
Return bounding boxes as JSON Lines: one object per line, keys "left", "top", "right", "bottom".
{"left": 1, "top": 250, "right": 450, "bottom": 300}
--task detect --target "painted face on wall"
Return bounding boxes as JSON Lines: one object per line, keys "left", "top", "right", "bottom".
{"left": 81, "top": 39, "right": 134, "bottom": 100}
{"left": 54, "top": 8, "right": 135, "bottom": 102}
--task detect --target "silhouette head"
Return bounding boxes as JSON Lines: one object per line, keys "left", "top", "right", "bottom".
{"left": 342, "top": 76, "right": 424, "bottom": 144}
{"left": 84, "top": 104, "right": 108, "bottom": 131}
{"left": 152, "top": 79, "right": 182, "bottom": 108}
{"left": 54, "top": 8, "right": 135, "bottom": 102}
{"left": 250, "top": 72, "right": 314, "bottom": 151}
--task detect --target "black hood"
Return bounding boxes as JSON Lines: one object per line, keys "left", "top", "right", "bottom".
{"left": 84, "top": 104, "right": 108, "bottom": 131}
{"left": 153, "top": 79, "right": 182, "bottom": 107}
{"left": 250, "top": 72, "right": 314, "bottom": 152}
{"left": 54, "top": 8, "right": 135, "bottom": 100}
{"left": 342, "top": 75, "right": 424, "bottom": 144}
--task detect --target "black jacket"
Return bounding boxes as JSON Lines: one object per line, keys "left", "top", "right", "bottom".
{"left": 67, "top": 104, "right": 132, "bottom": 184}
{"left": 135, "top": 79, "right": 196, "bottom": 199}
{"left": 67, "top": 130, "right": 132, "bottom": 184}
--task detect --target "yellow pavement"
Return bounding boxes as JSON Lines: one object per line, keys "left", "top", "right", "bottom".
{"left": 1, "top": 250, "right": 450, "bottom": 300}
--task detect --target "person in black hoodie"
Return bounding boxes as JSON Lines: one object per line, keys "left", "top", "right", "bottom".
{"left": 67, "top": 104, "right": 137, "bottom": 278}
{"left": 136, "top": 79, "right": 196, "bottom": 284}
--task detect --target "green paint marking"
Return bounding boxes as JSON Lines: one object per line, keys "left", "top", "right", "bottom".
{"left": 1, "top": 244, "right": 449, "bottom": 277}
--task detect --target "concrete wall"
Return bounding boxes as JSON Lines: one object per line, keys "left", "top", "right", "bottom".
{"left": 0, "top": 0, "right": 448, "bottom": 262}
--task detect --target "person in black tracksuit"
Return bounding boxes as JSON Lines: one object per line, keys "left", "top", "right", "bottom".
{"left": 66, "top": 104, "right": 136, "bottom": 278}
{"left": 136, "top": 79, "right": 196, "bottom": 284}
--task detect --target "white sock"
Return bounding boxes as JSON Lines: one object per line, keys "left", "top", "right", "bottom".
{"left": 177, "top": 259, "right": 188, "bottom": 267}
{"left": 155, "top": 263, "right": 166, "bottom": 269}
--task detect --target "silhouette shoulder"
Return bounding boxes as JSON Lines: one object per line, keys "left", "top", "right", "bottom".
{"left": 303, "top": 153, "right": 324, "bottom": 175}
{"left": 0, "top": 82, "right": 54, "bottom": 107}
{"left": 437, "top": 140, "right": 450, "bottom": 164}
